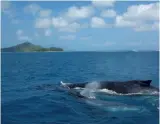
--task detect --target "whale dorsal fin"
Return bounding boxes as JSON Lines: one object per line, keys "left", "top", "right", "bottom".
{"left": 140, "top": 80, "right": 152, "bottom": 86}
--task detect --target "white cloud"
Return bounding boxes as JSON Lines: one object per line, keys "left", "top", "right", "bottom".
{"left": 52, "top": 16, "right": 81, "bottom": 32}
{"left": 16, "top": 29, "right": 23, "bottom": 36}
{"left": 25, "top": 4, "right": 53, "bottom": 31}
{"left": 39, "top": 9, "right": 52, "bottom": 17}
{"left": 52, "top": 17, "right": 68, "bottom": 28}
{"left": 91, "top": 17, "right": 107, "bottom": 28}
{"left": 2, "top": 10, "right": 14, "bottom": 18}
{"left": 45, "top": 29, "right": 52, "bottom": 36}
{"left": 122, "top": 2, "right": 159, "bottom": 21}
{"left": 1, "top": 2, "right": 19, "bottom": 25}
{"left": 115, "top": 16, "right": 137, "bottom": 27}
{"left": 59, "top": 35, "right": 76, "bottom": 40}
{"left": 29, "top": 4, "right": 92, "bottom": 33}
{"left": 58, "top": 22, "right": 81, "bottom": 32}
{"left": 66, "top": 6, "right": 94, "bottom": 19}
{"left": 115, "top": 2, "right": 159, "bottom": 31}
{"left": 92, "top": 0, "right": 115, "bottom": 7}
{"left": 1, "top": 1, "right": 16, "bottom": 19}
{"left": 35, "top": 18, "right": 52, "bottom": 28}
{"left": 24, "top": 4, "right": 41, "bottom": 16}
{"left": 101, "top": 9, "right": 116, "bottom": 18}
{"left": 16, "top": 29, "right": 32, "bottom": 41}
{"left": 18, "top": 36, "right": 32, "bottom": 41}
{"left": 134, "top": 22, "right": 159, "bottom": 31}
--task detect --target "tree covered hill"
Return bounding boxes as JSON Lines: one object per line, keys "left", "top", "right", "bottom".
{"left": 1, "top": 42, "right": 63, "bottom": 52}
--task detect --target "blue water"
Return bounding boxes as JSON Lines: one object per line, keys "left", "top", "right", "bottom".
{"left": 2, "top": 52, "right": 159, "bottom": 124}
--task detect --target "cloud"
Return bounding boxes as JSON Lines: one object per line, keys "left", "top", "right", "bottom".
{"left": 31, "top": 4, "right": 92, "bottom": 33}
{"left": 1, "top": 1, "right": 16, "bottom": 19}
{"left": 91, "top": 17, "right": 107, "bottom": 28}
{"left": 1, "top": 1, "right": 21, "bottom": 25}
{"left": 11, "top": 19, "right": 19, "bottom": 24}
{"left": 80, "top": 36, "right": 91, "bottom": 40}
{"left": 65, "top": 6, "right": 94, "bottom": 19}
{"left": 59, "top": 35, "right": 76, "bottom": 40}
{"left": 104, "top": 42, "right": 116, "bottom": 46}
{"left": 18, "top": 36, "right": 32, "bottom": 41}
{"left": 52, "top": 16, "right": 81, "bottom": 32}
{"left": 115, "top": 16, "right": 137, "bottom": 27}
{"left": 25, "top": 3, "right": 53, "bottom": 30}
{"left": 44, "top": 29, "right": 52, "bottom": 36}
{"left": 115, "top": 2, "right": 159, "bottom": 31}
{"left": 35, "top": 18, "right": 52, "bottom": 28}
{"left": 58, "top": 22, "right": 81, "bottom": 32}
{"left": 122, "top": 3, "right": 159, "bottom": 21}
{"left": 52, "top": 17, "right": 68, "bottom": 28}
{"left": 35, "top": 16, "right": 81, "bottom": 33}
{"left": 24, "top": 3, "right": 41, "bottom": 16}
{"left": 1, "top": 1, "right": 11, "bottom": 11}
{"left": 101, "top": 9, "right": 116, "bottom": 18}
{"left": 16, "top": 29, "right": 32, "bottom": 41}
{"left": 39, "top": 9, "right": 52, "bottom": 17}
{"left": 16, "top": 29, "right": 23, "bottom": 36}
{"left": 34, "top": 32, "right": 39, "bottom": 38}
{"left": 92, "top": 0, "right": 115, "bottom": 7}
{"left": 92, "top": 41, "right": 115, "bottom": 47}
{"left": 2, "top": 9, "right": 14, "bottom": 18}
{"left": 134, "top": 22, "right": 159, "bottom": 32}
{"left": 33, "top": 5, "right": 84, "bottom": 33}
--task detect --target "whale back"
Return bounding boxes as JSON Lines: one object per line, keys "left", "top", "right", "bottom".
{"left": 63, "top": 80, "right": 153, "bottom": 93}
{"left": 139, "top": 80, "right": 152, "bottom": 86}
{"left": 127, "top": 80, "right": 152, "bottom": 87}
{"left": 98, "top": 80, "right": 153, "bottom": 94}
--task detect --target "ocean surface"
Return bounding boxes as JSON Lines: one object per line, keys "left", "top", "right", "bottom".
{"left": 1, "top": 52, "right": 159, "bottom": 124}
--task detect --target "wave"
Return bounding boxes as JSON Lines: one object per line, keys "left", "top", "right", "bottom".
{"left": 85, "top": 99, "right": 148, "bottom": 112}
{"left": 97, "top": 89, "right": 159, "bottom": 96}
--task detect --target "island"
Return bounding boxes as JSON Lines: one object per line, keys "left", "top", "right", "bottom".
{"left": 1, "top": 42, "right": 63, "bottom": 52}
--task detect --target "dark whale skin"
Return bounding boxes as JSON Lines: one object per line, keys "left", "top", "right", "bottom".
{"left": 62, "top": 80, "right": 159, "bottom": 94}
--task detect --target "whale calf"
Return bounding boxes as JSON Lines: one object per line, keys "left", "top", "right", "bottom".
{"left": 60, "top": 80, "right": 159, "bottom": 95}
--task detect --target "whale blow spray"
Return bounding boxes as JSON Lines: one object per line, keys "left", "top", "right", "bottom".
{"left": 80, "top": 81, "right": 100, "bottom": 99}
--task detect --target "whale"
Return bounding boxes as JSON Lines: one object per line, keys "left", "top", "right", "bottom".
{"left": 60, "top": 80, "right": 159, "bottom": 95}
{"left": 60, "top": 80, "right": 158, "bottom": 113}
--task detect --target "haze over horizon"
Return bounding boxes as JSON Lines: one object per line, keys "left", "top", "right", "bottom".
{"left": 1, "top": 1, "right": 159, "bottom": 51}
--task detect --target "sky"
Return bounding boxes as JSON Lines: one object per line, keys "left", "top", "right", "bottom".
{"left": 1, "top": 1, "right": 159, "bottom": 51}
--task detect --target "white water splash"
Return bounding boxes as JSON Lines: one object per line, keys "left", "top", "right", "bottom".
{"left": 106, "top": 106, "right": 141, "bottom": 112}
{"left": 60, "top": 81, "right": 71, "bottom": 89}
{"left": 80, "top": 81, "right": 100, "bottom": 99}
{"left": 97, "top": 89, "right": 159, "bottom": 96}
{"left": 85, "top": 99, "right": 146, "bottom": 112}
{"left": 98, "top": 89, "right": 118, "bottom": 95}
{"left": 74, "top": 87, "right": 84, "bottom": 90}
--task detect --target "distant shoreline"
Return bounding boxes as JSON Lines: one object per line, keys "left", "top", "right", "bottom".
{"left": 1, "top": 42, "right": 63, "bottom": 52}
{"left": 1, "top": 51, "right": 64, "bottom": 53}
{"left": 1, "top": 51, "right": 159, "bottom": 53}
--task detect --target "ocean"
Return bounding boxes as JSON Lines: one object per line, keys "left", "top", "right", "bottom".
{"left": 1, "top": 52, "right": 159, "bottom": 124}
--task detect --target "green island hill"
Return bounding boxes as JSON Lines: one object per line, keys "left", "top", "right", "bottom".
{"left": 1, "top": 42, "right": 64, "bottom": 52}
